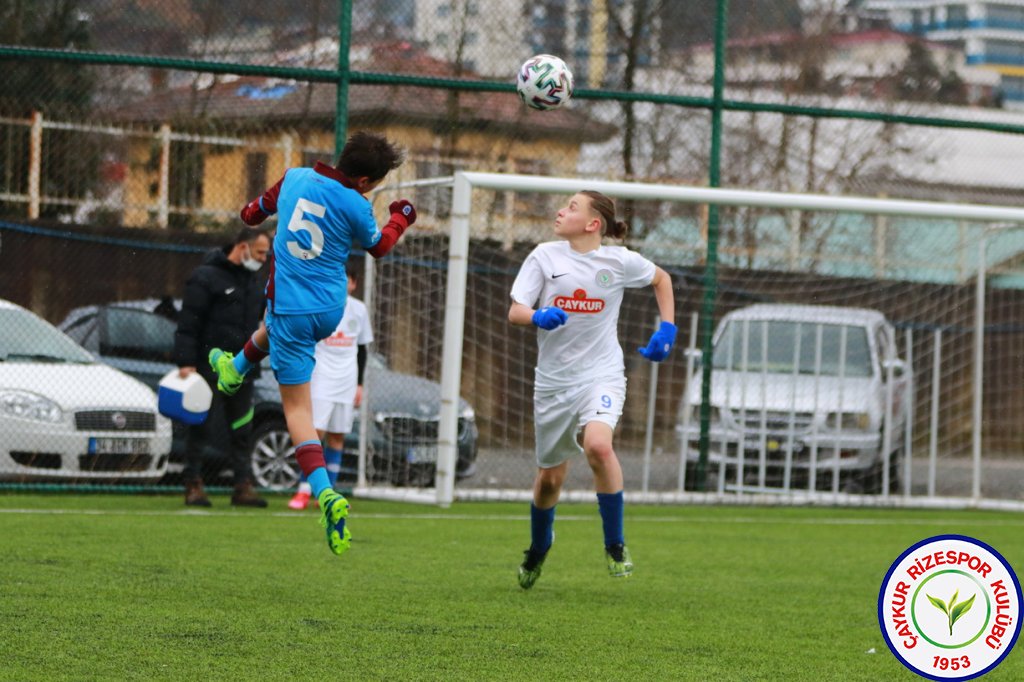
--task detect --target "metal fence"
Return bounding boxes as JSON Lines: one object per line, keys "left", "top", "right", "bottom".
{"left": 349, "top": 172, "right": 1024, "bottom": 508}
{"left": 5, "top": 1, "right": 1024, "bottom": 507}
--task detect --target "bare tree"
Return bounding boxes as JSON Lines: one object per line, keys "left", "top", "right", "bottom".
{"left": 595, "top": 0, "right": 663, "bottom": 233}
{"left": 581, "top": 0, "right": 936, "bottom": 271}
{"left": 606, "top": 0, "right": 663, "bottom": 183}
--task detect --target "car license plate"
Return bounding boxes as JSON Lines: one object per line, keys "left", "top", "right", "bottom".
{"left": 89, "top": 438, "right": 151, "bottom": 455}
{"left": 406, "top": 445, "right": 437, "bottom": 464}
{"left": 745, "top": 438, "right": 804, "bottom": 454}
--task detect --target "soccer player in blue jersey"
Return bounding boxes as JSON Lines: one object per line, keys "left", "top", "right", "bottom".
{"left": 209, "top": 131, "right": 416, "bottom": 557}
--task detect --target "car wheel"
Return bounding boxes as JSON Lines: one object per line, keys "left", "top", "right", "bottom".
{"left": 682, "top": 462, "right": 703, "bottom": 491}
{"left": 250, "top": 416, "right": 300, "bottom": 491}
{"left": 888, "top": 449, "right": 904, "bottom": 494}
{"left": 856, "top": 451, "right": 903, "bottom": 495}
{"left": 851, "top": 461, "right": 881, "bottom": 494}
{"left": 387, "top": 461, "right": 435, "bottom": 487}
{"left": 369, "top": 454, "right": 391, "bottom": 482}
{"left": 455, "top": 460, "right": 477, "bottom": 479}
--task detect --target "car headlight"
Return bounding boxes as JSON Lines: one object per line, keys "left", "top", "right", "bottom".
{"left": 826, "top": 412, "right": 869, "bottom": 431}
{"left": 0, "top": 390, "right": 63, "bottom": 423}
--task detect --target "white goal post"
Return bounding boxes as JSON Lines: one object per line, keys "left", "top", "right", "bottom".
{"left": 356, "top": 171, "right": 1024, "bottom": 509}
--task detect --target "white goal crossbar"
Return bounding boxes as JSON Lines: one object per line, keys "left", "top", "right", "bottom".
{"left": 356, "top": 171, "right": 1024, "bottom": 509}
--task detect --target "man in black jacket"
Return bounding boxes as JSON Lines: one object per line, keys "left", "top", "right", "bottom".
{"left": 173, "top": 226, "right": 271, "bottom": 507}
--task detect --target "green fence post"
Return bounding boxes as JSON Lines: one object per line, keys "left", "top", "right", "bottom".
{"left": 697, "top": 0, "right": 729, "bottom": 492}
{"left": 335, "top": 0, "right": 353, "bottom": 159}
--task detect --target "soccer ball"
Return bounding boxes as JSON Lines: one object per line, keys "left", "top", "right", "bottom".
{"left": 516, "top": 54, "right": 574, "bottom": 111}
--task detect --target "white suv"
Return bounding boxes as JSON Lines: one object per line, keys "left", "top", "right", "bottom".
{"left": 677, "top": 304, "right": 912, "bottom": 494}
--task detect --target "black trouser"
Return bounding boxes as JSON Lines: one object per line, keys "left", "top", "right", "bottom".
{"left": 183, "top": 363, "right": 255, "bottom": 485}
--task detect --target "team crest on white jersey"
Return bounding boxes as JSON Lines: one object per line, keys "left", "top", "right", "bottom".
{"left": 595, "top": 269, "right": 614, "bottom": 288}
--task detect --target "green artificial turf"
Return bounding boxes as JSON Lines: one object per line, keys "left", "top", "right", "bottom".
{"left": 1, "top": 494, "right": 1022, "bottom": 681}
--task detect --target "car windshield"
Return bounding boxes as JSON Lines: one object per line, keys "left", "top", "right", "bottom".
{"left": 0, "top": 309, "right": 95, "bottom": 363}
{"left": 712, "top": 319, "right": 872, "bottom": 378}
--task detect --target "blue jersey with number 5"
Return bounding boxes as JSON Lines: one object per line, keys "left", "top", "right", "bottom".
{"left": 270, "top": 167, "right": 382, "bottom": 314}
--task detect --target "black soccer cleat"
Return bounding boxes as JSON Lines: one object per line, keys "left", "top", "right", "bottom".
{"left": 518, "top": 545, "right": 551, "bottom": 589}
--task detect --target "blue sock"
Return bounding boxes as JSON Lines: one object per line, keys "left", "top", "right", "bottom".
{"left": 232, "top": 352, "right": 252, "bottom": 375}
{"left": 324, "top": 447, "right": 343, "bottom": 487}
{"left": 597, "top": 491, "right": 625, "bottom": 548}
{"left": 232, "top": 335, "right": 267, "bottom": 375}
{"left": 530, "top": 503, "right": 555, "bottom": 554}
{"left": 308, "top": 467, "right": 331, "bottom": 498}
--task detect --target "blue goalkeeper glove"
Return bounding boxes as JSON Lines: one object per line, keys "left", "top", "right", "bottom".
{"left": 638, "top": 321, "right": 677, "bottom": 362}
{"left": 532, "top": 307, "right": 568, "bottom": 331}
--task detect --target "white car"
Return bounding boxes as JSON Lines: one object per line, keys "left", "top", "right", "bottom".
{"left": 0, "top": 299, "right": 172, "bottom": 483}
{"left": 678, "top": 304, "right": 912, "bottom": 494}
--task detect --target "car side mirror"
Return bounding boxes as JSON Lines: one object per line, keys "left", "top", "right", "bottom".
{"left": 882, "top": 358, "right": 907, "bottom": 378}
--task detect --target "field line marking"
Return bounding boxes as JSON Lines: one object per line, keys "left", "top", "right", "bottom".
{"left": 2, "top": 507, "right": 1024, "bottom": 527}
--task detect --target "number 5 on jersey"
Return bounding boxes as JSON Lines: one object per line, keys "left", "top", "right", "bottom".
{"left": 287, "top": 198, "right": 326, "bottom": 260}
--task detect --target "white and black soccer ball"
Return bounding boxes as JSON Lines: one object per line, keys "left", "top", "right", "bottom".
{"left": 516, "top": 54, "right": 574, "bottom": 111}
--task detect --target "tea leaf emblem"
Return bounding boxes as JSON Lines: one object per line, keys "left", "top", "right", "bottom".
{"left": 927, "top": 589, "right": 977, "bottom": 636}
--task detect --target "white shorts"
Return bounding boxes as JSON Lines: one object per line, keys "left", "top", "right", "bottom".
{"left": 312, "top": 398, "right": 355, "bottom": 434}
{"left": 533, "top": 376, "right": 626, "bottom": 469}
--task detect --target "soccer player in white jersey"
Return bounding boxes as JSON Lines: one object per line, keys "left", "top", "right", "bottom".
{"left": 288, "top": 272, "right": 373, "bottom": 510}
{"left": 509, "top": 190, "right": 677, "bottom": 589}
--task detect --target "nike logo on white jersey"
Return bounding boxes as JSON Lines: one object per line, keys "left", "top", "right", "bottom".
{"left": 551, "top": 273, "right": 569, "bottom": 279}
{"left": 225, "top": 287, "right": 236, "bottom": 295}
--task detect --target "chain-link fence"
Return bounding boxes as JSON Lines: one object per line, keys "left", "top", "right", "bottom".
{"left": 4, "top": 1, "right": 1024, "bottom": 504}
{"left": 349, "top": 174, "right": 1024, "bottom": 506}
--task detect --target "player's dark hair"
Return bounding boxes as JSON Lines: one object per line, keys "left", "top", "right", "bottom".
{"left": 580, "top": 190, "right": 629, "bottom": 240}
{"left": 233, "top": 226, "right": 267, "bottom": 246}
{"left": 335, "top": 131, "right": 406, "bottom": 182}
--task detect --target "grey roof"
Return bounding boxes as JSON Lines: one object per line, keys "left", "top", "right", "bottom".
{"left": 109, "top": 77, "right": 616, "bottom": 143}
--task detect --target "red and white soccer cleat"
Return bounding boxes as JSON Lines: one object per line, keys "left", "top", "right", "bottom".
{"left": 288, "top": 490, "right": 311, "bottom": 510}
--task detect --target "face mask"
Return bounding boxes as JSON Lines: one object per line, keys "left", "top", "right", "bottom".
{"left": 241, "top": 246, "right": 262, "bottom": 272}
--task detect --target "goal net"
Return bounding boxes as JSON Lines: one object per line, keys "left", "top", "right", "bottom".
{"left": 356, "top": 171, "right": 1024, "bottom": 510}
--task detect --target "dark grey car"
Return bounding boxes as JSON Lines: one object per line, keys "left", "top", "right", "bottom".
{"left": 58, "top": 300, "right": 479, "bottom": 489}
